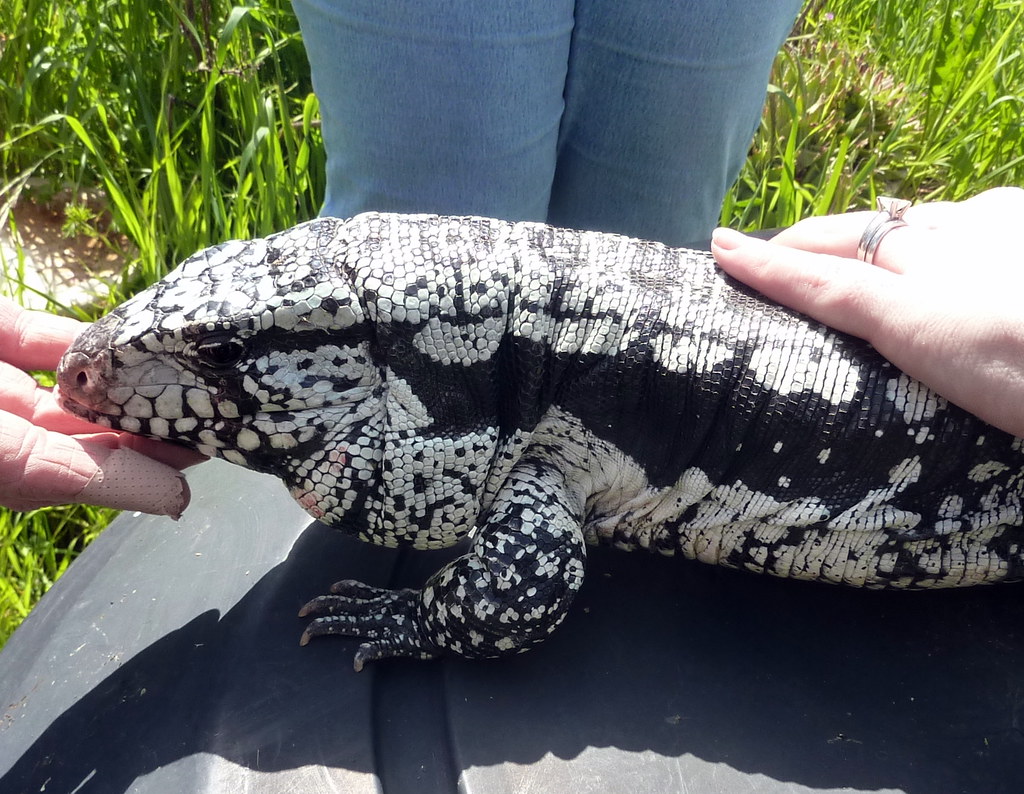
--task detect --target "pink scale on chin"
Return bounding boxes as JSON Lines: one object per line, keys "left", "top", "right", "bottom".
{"left": 290, "top": 488, "right": 327, "bottom": 519}
{"left": 292, "top": 489, "right": 318, "bottom": 508}
{"left": 328, "top": 447, "right": 348, "bottom": 475}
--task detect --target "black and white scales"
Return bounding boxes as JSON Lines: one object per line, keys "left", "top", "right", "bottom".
{"left": 57, "top": 213, "right": 1024, "bottom": 668}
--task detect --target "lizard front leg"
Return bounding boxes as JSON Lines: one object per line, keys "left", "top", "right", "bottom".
{"left": 299, "top": 458, "right": 587, "bottom": 669}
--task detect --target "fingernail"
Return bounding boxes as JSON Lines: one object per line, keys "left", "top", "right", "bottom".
{"left": 710, "top": 227, "right": 748, "bottom": 250}
{"left": 78, "top": 447, "right": 191, "bottom": 518}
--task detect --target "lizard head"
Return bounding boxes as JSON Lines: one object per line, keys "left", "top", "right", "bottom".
{"left": 58, "top": 212, "right": 515, "bottom": 544}
{"left": 56, "top": 218, "right": 379, "bottom": 473}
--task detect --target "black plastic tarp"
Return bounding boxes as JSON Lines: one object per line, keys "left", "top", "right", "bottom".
{"left": 2, "top": 457, "right": 1023, "bottom": 794}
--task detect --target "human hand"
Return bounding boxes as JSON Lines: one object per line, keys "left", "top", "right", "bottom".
{"left": 710, "top": 187, "right": 1024, "bottom": 438}
{"left": 1, "top": 297, "right": 205, "bottom": 516}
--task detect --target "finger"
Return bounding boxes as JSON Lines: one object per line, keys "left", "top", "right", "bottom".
{"left": 0, "top": 412, "right": 191, "bottom": 517}
{"left": 0, "top": 297, "right": 85, "bottom": 371}
{"left": 767, "top": 212, "right": 875, "bottom": 259}
{"left": 897, "top": 200, "right": 958, "bottom": 230}
{"left": 890, "top": 189, "right": 1024, "bottom": 234}
{"left": 711, "top": 228, "right": 904, "bottom": 344}
{"left": 958, "top": 186, "right": 1024, "bottom": 224}
{"left": 111, "top": 432, "right": 207, "bottom": 470}
{"left": 0, "top": 362, "right": 206, "bottom": 468}
{"left": 68, "top": 431, "right": 207, "bottom": 470}
{"left": 768, "top": 211, "right": 927, "bottom": 275}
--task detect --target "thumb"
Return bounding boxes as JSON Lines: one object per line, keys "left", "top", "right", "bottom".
{"left": 76, "top": 445, "right": 192, "bottom": 518}
{"left": 1, "top": 413, "right": 191, "bottom": 517}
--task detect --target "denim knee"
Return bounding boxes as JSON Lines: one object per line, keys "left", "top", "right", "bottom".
{"left": 292, "top": 0, "right": 575, "bottom": 222}
{"left": 294, "top": 0, "right": 803, "bottom": 246}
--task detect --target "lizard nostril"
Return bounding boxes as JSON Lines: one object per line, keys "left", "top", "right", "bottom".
{"left": 57, "top": 351, "right": 100, "bottom": 401}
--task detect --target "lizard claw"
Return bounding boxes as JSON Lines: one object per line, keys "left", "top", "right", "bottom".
{"left": 298, "top": 580, "right": 438, "bottom": 669}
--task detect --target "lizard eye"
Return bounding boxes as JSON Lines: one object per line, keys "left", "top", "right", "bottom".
{"left": 194, "top": 333, "right": 246, "bottom": 369}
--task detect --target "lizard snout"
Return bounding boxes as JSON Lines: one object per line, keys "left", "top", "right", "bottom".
{"left": 56, "top": 348, "right": 119, "bottom": 416}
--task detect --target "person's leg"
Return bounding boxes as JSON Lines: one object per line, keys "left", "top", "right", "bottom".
{"left": 548, "top": 0, "right": 804, "bottom": 246}
{"left": 292, "top": 0, "right": 574, "bottom": 221}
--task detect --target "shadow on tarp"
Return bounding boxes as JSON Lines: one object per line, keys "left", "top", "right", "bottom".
{"left": 1, "top": 460, "right": 1023, "bottom": 794}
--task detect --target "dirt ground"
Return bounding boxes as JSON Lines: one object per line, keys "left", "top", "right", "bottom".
{"left": 0, "top": 201, "right": 123, "bottom": 310}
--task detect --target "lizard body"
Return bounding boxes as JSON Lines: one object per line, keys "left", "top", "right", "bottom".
{"left": 57, "top": 213, "right": 1024, "bottom": 667}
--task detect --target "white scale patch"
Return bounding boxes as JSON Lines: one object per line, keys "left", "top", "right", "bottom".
{"left": 236, "top": 428, "right": 262, "bottom": 451}
{"left": 649, "top": 334, "right": 734, "bottom": 379}
{"left": 123, "top": 394, "right": 154, "bottom": 418}
{"left": 382, "top": 370, "right": 433, "bottom": 428}
{"left": 886, "top": 373, "right": 947, "bottom": 425}
{"left": 826, "top": 457, "right": 923, "bottom": 533}
{"left": 412, "top": 317, "right": 504, "bottom": 366}
{"left": 537, "top": 409, "right": 832, "bottom": 559}
{"left": 186, "top": 389, "right": 215, "bottom": 418}
{"left": 969, "top": 461, "right": 1010, "bottom": 482}
{"left": 744, "top": 326, "right": 861, "bottom": 407}
{"left": 154, "top": 385, "right": 185, "bottom": 419}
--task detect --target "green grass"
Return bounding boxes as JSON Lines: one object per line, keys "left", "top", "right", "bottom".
{"left": 1, "top": 0, "right": 1022, "bottom": 646}
{"left": 0, "top": 0, "right": 323, "bottom": 308}
{"left": 724, "top": 0, "right": 1024, "bottom": 227}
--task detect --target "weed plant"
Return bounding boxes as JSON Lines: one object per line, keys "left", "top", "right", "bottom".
{"left": 726, "top": 0, "right": 1024, "bottom": 226}
{"left": 1, "top": 0, "right": 323, "bottom": 305}
{"left": 1, "top": 0, "right": 1022, "bottom": 645}
{"left": 0, "top": 0, "right": 322, "bottom": 643}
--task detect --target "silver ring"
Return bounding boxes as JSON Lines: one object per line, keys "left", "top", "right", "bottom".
{"left": 857, "top": 196, "right": 912, "bottom": 265}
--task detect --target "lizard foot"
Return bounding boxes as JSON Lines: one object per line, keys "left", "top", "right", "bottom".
{"left": 298, "top": 580, "right": 438, "bottom": 671}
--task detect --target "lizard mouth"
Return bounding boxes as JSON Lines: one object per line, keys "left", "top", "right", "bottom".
{"left": 54, "top": 399, "right": 118, "bottom": 438}
{"left": 53, "top": 384, "right": 118, "bottom": 427}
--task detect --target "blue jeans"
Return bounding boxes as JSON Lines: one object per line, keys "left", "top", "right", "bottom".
{"left": 292, "top": 0, "right": 803, "bottom": 246}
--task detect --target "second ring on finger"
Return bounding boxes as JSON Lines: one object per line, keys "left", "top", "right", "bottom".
{"left": 857, "top": 196, "right": 912, "bottom": 266}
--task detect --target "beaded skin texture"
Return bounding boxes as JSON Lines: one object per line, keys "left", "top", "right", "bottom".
{"left": 57, "top": 213, "right": 1024, "bottom": 669}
